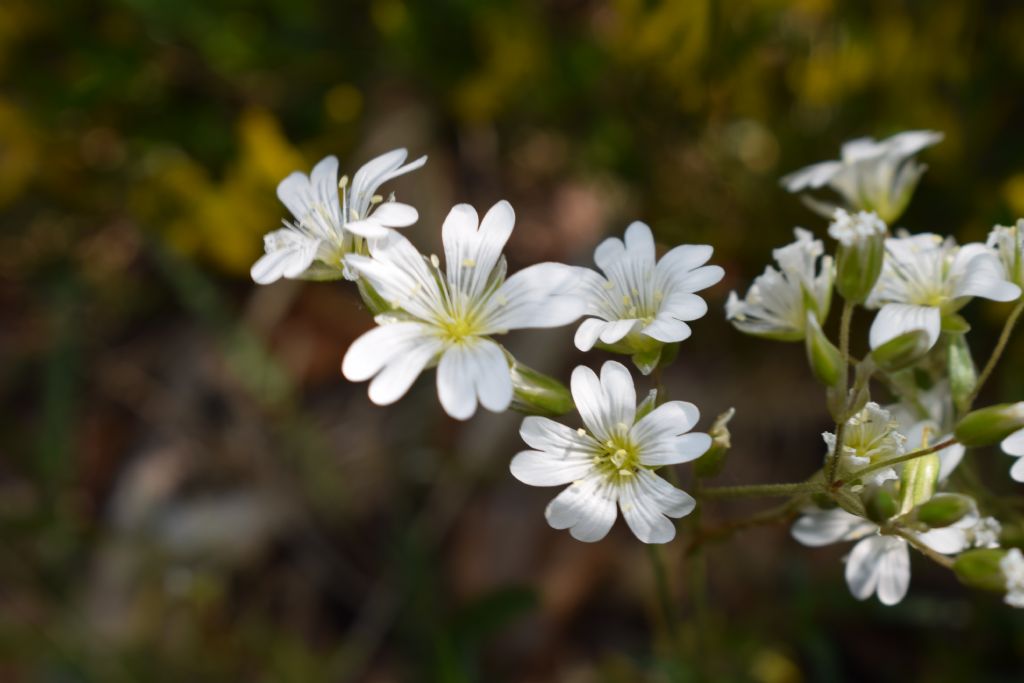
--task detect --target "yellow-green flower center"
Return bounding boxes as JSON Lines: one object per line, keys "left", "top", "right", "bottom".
{"left": 592, "top": 430, "right": 641, "bottom": 482}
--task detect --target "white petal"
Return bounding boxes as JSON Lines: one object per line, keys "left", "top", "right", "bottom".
{"left": 545, "top": 476, "right": 617, "bottom": 542}
{"left": 571, "top": 365, "right": 610, "bottom": 441}
{"left": 632, "top": 401, "right": 702, "bottom": 464}
{"left": 868, "top": 303, "right": 941, "bottom": 350}
{"left": 520, "top": 415, "right": 595, "bottom": 452}
{"left": 366, "top": 335, "right": 442, "bottom": 406}
{"left": 619, "top": 471, "right": 687, "bottom": 543}
{"left": 672, "top": 265, "right": 725, "bottom": 293}
{"left": 792, "top": 508, "right": 875, "bottom": 547}
{"left": 436, "top": 340, "right": 512, "bottom": 420}
{"left": 370, "top": 201, "right": 418, "bottom": 227}
{"left": 656, "top": 244, "right": 713, "bottom": 274}
{"left": 1002, "top": 428, "right": 1024, "bottom": 456}
{"left": 641, "top": 316, "right": 692, "bottom": 343}
{"left": 780, "top": 160, "right": 844, "bottom": 191}
{"left": 623, "top": 222, "right": 656, "bottom": 263}
{"left": 594, "top": 236, "right": 626, "bottom": 272}
{"left": 640, "top": 433, "right": 711, "bottom": 466}
{"left": 436, "top": 344, "right": 476, "bottom": 420}
{"left": 485, "top": 262, "right": 587, "bottom": 332}
{"left": 347, "top": 232, "right": 446, "bottom": 321}
{"left": 599, "top": 361, "right": 636, "bottom": 431}
{"left": 598, "top": 319, "right": 636, "bottom": 344}
{"left": 472, "top": 339, "right": 514, "bottom": 413}
{"left": 1011, "top": 456, "right": 1024, "bottom": 483}
{"left": 917, "top": 527, "right": 969, "bottom": 555}
{"left": 342, "top": 218, "right": 392, "bottom": 239}
{"left": 510, "top": 449, "right": 594, "bottom": 487}
{"left": 349, "top": 148, "right": 425, "bottom": 213}
{"left": 937, "top": 442, "right": 965, "bottom": 481}
{"left": 342, "top": 322, "right": 432, "bottom": 382}
{"left": 845, "top": 536, "right": 885, "bottom": 601}
{"left": 574, "top": 318, "right": 607, "bottom": 351}
{"left": 875, "top": 537, "right": 911, "bottom": 606}
{"left": 952, "top": 252, "right": 1022, "bottom": 302}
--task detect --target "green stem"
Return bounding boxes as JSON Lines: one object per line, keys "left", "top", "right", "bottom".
{"left": 969, "top": 299, "right": 1024, "bottom": 406}
{"left": 826, "top": 302, "right": 855, "bottom": 484}
{"left": 891, "top": 528, "right": 954, "bottom": 569}
{"left": 699, "top": 481, "right": 821, "bottom": 500}
{"left": 647, "top": 545, "right": 680, "bottom": 651}
{"left": 839, "top": 438, "right": 957, "bottom": 486}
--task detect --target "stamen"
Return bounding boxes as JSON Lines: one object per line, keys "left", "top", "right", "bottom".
{"left": 338, "top": 174, "right": 349, "bottom": 190}
{"left": 371, "top": 194, "right": 383, "bottom": 205}
{"left": 462, "top": 258, "right": 476, "bottom": 268}
{"left": 576, "top": 428, "right": 587, "bottom": 436}
{"left": 430, "top": 254, "right": 440, "bottom": 268}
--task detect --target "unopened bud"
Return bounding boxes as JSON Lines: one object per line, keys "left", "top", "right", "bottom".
{"left": 947, "top": 333, "right": 977, "bottom": 414}
{"left": 829, "top": 210, "right": 886, "bottom": 304}
{"left": 694, "top": 408, "right": 735, "bottom": 478}
{"left": 914, "top": 493, "right": 974, "bottom": 528}
{"left": 805, "top": 313, "right": 843, "bottom": 387}
{"left": 954, "top": 548, "right": 1010, "bottom": 592}
{"left": 954, "top": 402, "right": 1024, "bottom": 447}
{"left": 636, "top": 389, "right": 659, "bottom": 421}
{"left": 509, "top": 361, "right": 573, "bottom": 416}
{"left": 898, "top": 452, "right": 940, "bottom": 515}
{"left": 869, "top": 329, "right": 931, "bottom": 373}
{"left": 863, "top": 486, "right": 898, "bottom": 524}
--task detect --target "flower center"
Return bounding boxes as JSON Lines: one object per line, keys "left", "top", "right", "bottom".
{"left": 592, "top": 430, "right": 641, "bottom": 481}
{"left": 439, "top": 314, "right": 481, "bottom": 344}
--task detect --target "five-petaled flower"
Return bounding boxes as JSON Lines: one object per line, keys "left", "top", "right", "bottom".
{"left": 251, "top": 149, "right": 426, "bottom": 284}
{"left": 342, "top": 200, "right": 584, "bottom": 420}
{"left": 726, "top": 228, "right": 834, "bottom": 341}
{"left": 509, "top": 361, "right": 710, "bottom": 543}
{"left": 572, "top": 221, "right": 723, "bottom": 373}
{"left": 781, "top": 130, "right": 943, "bottom": 223}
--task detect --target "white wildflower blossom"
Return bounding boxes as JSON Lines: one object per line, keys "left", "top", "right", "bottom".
{"left": 726, "top": 228, "right": 834, "bottom": 341}
{"left": 781, "top": 130, "right": 943, "bottom": 223}
{"left": 987, "top": 219, "right": 1024, "bottom": 288}
{"left": 824, "top": 402, "right": 905, "bottom": 487}
{"left": 792, "top": 507, "right": 970, "bottom": 606}
{"left": 573, "top": 222, "right": 724, "bottom": 357}
{"left": 251, "top": 149, "right": 426, "bottom": 284}
{"left": 341, "top": 200, "right": 584, "bottom": 420}
{"left": 970, "top": 516, "right": 1002, "bottom": 549}
{"left": 866, "top": 233, "right": 1021, "bottom": 351}
{"left": 828, "top": 209, "right": 887, "bottom": 246}
{"left": 998, "top": 428, "right": 1024, "bottom": 483}
{"left": 1001, "top": 548, "right": 1024, "bottom": 608}
{"left": 510, "top": 361, "right": 711, "bottom": 543}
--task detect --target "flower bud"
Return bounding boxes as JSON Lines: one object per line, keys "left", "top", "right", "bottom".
{"left": 898, "top": 452, "right": 940, "bottom": 515}
{"left": 954, "top": 548, "right": 1010, "bottom": 592}
{"left": 509, "top": 361, "right": 574, "bottom": 416}
{"left": 863, "top": 485, "right": 898, "bottom": 524}
{"left": 954, "top": 402, "right": 1024, "bottom": 447}
{"left": 947, "top": 333, "right": 977, "bottom": 414}
{"left": 804, "top": 313, "right": 843, "bottom": 387}
{"left": 828, "top": 209, "right": 886, "bottom": 303}
{"left": 869, "top": 329, "right": 931, "bottom": 373}
{"left": 636, "top": 389, "right": 659, "bottom": 421}
{"left": 913, "top": 493, "right": 974, "bottom": 528}
{"left": 694, "top": 408, "right": 735, "bottom": 478}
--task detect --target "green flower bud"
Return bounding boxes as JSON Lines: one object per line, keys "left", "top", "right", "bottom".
{"left": 804, "top": 313, "right": 843, "bottom": 387}
{"left": 954, "top": 402, "right": 1024, "bottom": 447}
{"left": 636, "top": 389, "right": 659, "bottom": 421}
{"left": 694, "top": 408, "right": 735, "bottom": 478}
{"left": 863, "top": 486, "right": 898, "bottom": 524}
{"left": 954, "top": 548, "right": 1010, "bottom": 593}
{"left": 509, "top": 361, "right": 573, "bottom": 417}
{"left": 947, "top": 333, "right": 977, "bottom": 414}
{"left": 828, "top": 210, "right": 886, "bottom": 304}
{"left": 914, "top": 493, "right": 974, "bottom": 528}
{"left": 898, "top": 452, "right": 940, "bottom": 515}
{"left": 869, "top": 329, "right": 931, "bottom": 373}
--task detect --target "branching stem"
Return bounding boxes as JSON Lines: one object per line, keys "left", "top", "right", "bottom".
{"left": 969, "top": 298, "right": 1024, "bottom": 406}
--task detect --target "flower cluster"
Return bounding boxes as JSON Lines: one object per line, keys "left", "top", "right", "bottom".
{"left": 253, "top": 132, "right": 1024, "bottom": 607}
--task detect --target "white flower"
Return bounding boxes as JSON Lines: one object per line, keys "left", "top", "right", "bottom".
{"left": 509, "top": 361, "right": 710, "bottom": 543}
{"left": 970, "top": 516, "right": 1002, "bottom": 549}
{"left": 781, "top": 130, "right": 943, "bottom": 223}
{"left": 987, "top": 219, "right": 1024, "bottom": 287}
{"left": 251, "top": 149, "right": 426, "bottom": 284}
{"left": 573, "top": 221, "right": 723, "bottom": 354}
{"left": 824, "top": 402, "right": 905, "bottom": 487}
{"left": 1002, "top": 548, "right": 1024, "bottom": 608}
{"left": 792, "top": 507, "right": 969, "bottom": 606}
{"left": 726, "top": 228, "right": 834, "bottom": 341}
{"left": 341, "top": 200, "right": 584, "bottom": 420}
{"left": 998, "top": 428, "right": 1024, "bottom": 483}
{"left": 828, "top": 209, "right": 887, "bottom": 246}
{"left": 866, "top": 233, "right": 1021, "bottom": 351}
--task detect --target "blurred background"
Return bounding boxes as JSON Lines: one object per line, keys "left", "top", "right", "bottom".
{"left": 5, "top": 0, "right": 1024, "bottom": 680}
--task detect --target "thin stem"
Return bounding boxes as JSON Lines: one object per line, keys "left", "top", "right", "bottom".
{"left": 826, "top": 301, "right": 855, "bottom": 484}
{"left": 970, "top": 299, "right": 1024, "bottom": 406}
{"left": 687, "top": 498, "right": 803, "bottom": 553}
{"left": 892, "top": 529, "right": 954, "bottom": 569}
{"left": 699, "top": 481, "right": 821, "bottom": 500}
{"left": 647, "top": 545, "right": 680, "bottom": 651}
{"left": 840, "top": 438, "right": 957, "bottom": 486}
{"left": 839, "top": 300, "right": 854, "bottom": 367}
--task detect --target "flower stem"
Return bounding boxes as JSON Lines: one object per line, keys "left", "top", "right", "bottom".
{"left": 646, "top": 545, "right": 680, "bottom": 651}
{"left": 969, "top": 298, "right": 1024, "bottom": 406}
{"left": 826, "top": 301, "right": 855, "bottom": 484}
{"left": 699, "top": 481, "right": 821, "bottom": 499}
{"left": 839, "top": 438, "right": 957, "bottom": 486}
{"left": 892, "top": 528, "right": 954, "bottom": 569}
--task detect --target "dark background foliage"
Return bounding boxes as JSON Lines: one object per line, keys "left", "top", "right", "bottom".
{"left": 4, "top": 0, "right": 1024, "bottom": 680}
